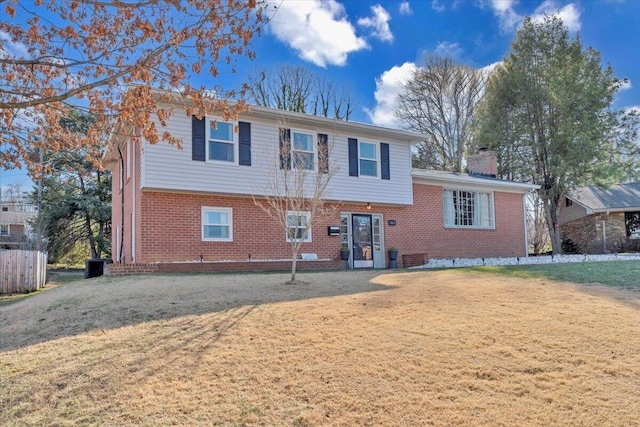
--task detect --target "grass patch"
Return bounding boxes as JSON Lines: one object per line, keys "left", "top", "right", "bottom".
{"left": 0, "top": 270, "right": 84, "bottom": 308}
{"left": 472, "top": 260, "right": 640, "bottom": 289}
{"left": 2, "top": 270, "right": 640, "bottom": 425}
{"left": 47, "top": 270, "right": 85, "bottom": 285}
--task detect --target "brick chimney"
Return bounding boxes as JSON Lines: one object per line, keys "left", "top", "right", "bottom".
{"left": 467, "top": 148, "right": 497, "bottom": 178}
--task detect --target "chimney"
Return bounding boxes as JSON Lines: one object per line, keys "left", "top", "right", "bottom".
{"left": 467, "top": 148, "right": 497, "bottom": 178}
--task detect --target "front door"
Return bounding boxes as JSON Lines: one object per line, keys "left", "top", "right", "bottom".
{"left": 352, "top": 214, "right": 374, "bottom": 268}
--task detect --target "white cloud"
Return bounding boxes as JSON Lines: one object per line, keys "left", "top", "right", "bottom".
{"left": 532, "top": 1, "right": 581, "bottom": 32}
{"left": 364, "top": 62, "right": 416, "bottom": 127}
{"left": 434, "top": 41, "right": 464, "bottom": 58}
{"left": 486, "top": 0, "right": 581, "bottom": 33}
{"left": 357, "top": 4, "right": 393, "bottom": 42}
{"left": 625, "top": 105, "right": 640, "bottom": 115}
{"left": 431, "top": 0, "right": 445, "bottom": 12}
{"left": 480, "top": 61, "right": 503, "bottom": 77}
{"left": 267, "top": 0, "right": 368, "bottom": 67}
{"left": 399, "top": 1, "right": 413, "bottom": 15}
{"left": 0, "top": 30, "right": 29, "bottom": 59}
{"left": 619, "top": 78, "right": 632, "bottom": 91}
{"left": 489, "top": 0, "right": 522, "bottom": 32}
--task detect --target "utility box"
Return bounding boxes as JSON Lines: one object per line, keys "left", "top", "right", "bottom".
{"left": 85, "top": 258, "right": 113, "bottom": 279}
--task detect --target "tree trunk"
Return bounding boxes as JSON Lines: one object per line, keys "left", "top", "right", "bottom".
{"left": 290, "top": 256, "right": 297, "bottom": 283}
{"left": 543, "top": 198, "right": 563, "bottom": 255}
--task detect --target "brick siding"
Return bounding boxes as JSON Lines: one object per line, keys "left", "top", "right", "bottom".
{"left": 116, "top": 183, "right": 527, "bottom": 268}
{"left": 105, "top": 259, "right": 345, "bottom": 276}
{"left": 561, "top": 212, "right": 635, "bottom": 254}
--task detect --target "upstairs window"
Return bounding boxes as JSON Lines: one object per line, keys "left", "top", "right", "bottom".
{"left": 359, "top": 141, "right": 377, "bottom": 177}
{"left": 444, "top": 190, "right": 494, "bottom": 228}
{"left": 292, "top": 131, "right": 315, "bottom": 170}
{"left": 208, "top": 120, "right": 235, "bottom": 162}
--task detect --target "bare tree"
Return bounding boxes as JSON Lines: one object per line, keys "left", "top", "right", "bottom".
{"left": 395, "top": 55, "right": 488, "bottom": 171}
{"left": 526, "top": 193, "right": 550, "bottom": 255}
{"left": 253, "top": 124, "right": 338, "bottom": 284}
{"left": 248, "top": 64, "right": 355, "bottom": 120}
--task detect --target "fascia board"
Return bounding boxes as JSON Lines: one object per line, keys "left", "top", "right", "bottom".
{"left": 412, "top": 170, "right": 539, "bottom": 194}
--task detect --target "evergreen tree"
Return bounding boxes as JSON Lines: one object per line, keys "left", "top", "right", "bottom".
{"left": 474, "top": 15, "right": 639, "bottom": 253}
{"left": 34, "top": 111, "right": 111, "bottom": 262}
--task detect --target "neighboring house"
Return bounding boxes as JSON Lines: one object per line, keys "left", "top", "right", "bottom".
{"left": 0, "top": 202, "right": 35, "bottom": 249}
{"left": 559, "top": 183, "right": 640, "bottom": 254}
{"left": 106, "top": 96, "right": 538, "bottom": 274}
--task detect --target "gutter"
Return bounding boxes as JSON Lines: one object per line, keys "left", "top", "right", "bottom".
{"left": 412, "top": 169, "right": 540, "bottom": 194}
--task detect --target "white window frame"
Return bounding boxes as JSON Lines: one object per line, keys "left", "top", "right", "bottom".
{"left": 290, "top": 129, "right": 316, "bottom": 171}
{"left": 443, "top": 189, "right": 495, "bottom": 229}
{"left": 0, "top": 224, "right": 9, "bottom": 236}
{"left": 201, "top": 207, "right": 233, "bottom": 242}
{"left": 206, "top": 117, "right": 237, "bottom": 164}
{"left": 359, "top": 141, "right": 378, "bottom": 178}
{"left": 286, "top": 210, "right": 312, "bottom": 242}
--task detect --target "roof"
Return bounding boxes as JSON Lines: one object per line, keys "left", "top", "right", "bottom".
{"left": 243, "top": 104, "right": 424, "bottom": 143}
{"left": 567, "top": 183, "right": 640, "bottom": 212}
{"left": 411, "top": 169, "right": 539, "bottom": 194}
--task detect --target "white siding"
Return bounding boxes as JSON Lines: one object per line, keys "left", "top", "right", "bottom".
{"left": 141, "top": 113, "right": 414, "bottom": 205}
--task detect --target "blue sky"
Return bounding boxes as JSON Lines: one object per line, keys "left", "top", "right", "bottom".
{"left": 2, "top": 0, "right": 639, "bottom": 192}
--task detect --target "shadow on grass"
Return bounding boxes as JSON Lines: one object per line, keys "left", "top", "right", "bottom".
{"left": 0, "top": 270, "right": 395, "bottom": 351}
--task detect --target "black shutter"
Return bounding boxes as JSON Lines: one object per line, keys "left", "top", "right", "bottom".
{"left": 381, "top": 142, "right": 390, "bottom": 180}
{"left": 192, "top": 115, "right": 206, "bottom": 161}
{"left": 318, "top": 133, "right": 328, "bottom": 173}
{"left": 279, "top": 128, "right": 291, "bottom": 170}
{"left": 238, "top": 121, "right": 251, "bottom": 166}
{"left": 348, "top": 138, "right": 358, "bottom": 176}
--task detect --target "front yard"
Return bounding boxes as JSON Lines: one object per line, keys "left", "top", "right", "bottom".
{"left": 1, "top": 265, "right": 639, "bottom": 426}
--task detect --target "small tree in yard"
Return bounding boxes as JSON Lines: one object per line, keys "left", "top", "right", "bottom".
{"left": 254, "top": 126, "right": 338, "bottom": 284}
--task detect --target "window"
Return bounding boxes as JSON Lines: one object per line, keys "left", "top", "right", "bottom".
{"left": 626, "top": 212, "right": 640, "bottom": 239}
{"left": 0, "top": 225, "right": 8, "bottom": 236}
{"left": 207, "top": 119, "right": 235, "bottom": 162}
{"left": 286, "top": 211, "right": 311, "bottom": 242}
{"left": 359, "top": 141, "right": 377, "bottom": 177}
{"left": 292, "top": 130, "right": 314, "bottom": 170}
{"left": 565, "top": 198, "right": 573, "bottom": 207}
{"left": 444, "top": 190, "right": 494, "bottom": 228}
{"left": 202, "top": 207, "right": 233, "bottom": 241}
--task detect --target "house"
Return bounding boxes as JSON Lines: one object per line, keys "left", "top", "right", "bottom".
{"left": 0, "top": 201, "right": 35, "bottom": 249}
{"left": 559, "top": 183, "right": 640, "bottom": 254}
{"left": 106, "top": 96, "right": 538, "bottom": 275}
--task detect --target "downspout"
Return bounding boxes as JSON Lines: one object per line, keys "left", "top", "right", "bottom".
{"left": 602, "top": 211, "right": 609, "bottom": 253}
{"left": 117, "top": 145, "right": 125, "bottom": 263}
{"left": 523, "top": 193, "right": 529, "bottom": 257}
{"left": 131, "top": 142, "right": 136, "bottom": 263}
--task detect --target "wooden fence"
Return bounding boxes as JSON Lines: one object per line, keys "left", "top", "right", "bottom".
{"left": 0, "top": 250, "right": 48, "bottom": 294}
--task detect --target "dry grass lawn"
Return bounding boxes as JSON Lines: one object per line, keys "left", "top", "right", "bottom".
{"left": 1, "top": 269, "right": 640, "bottom": 426}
